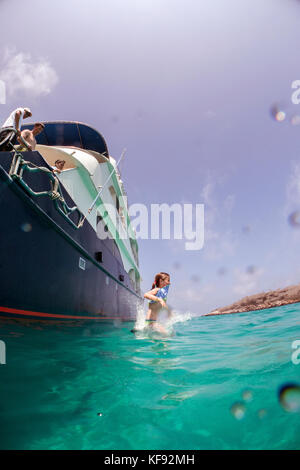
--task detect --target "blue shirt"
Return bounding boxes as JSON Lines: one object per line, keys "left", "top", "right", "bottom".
{"left": 149, "top": 284, "right": 169, "bottom": 304}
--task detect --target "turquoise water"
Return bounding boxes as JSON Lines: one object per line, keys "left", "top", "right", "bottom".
{"left": 0, "top": 303, "right": 299, "bottom": 450}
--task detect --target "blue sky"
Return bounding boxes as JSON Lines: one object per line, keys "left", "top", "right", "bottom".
{"left": 1, "top": 0, "right": 300, "bottom": 314}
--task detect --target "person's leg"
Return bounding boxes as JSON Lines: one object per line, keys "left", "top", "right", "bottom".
{"left": 151, "top": 322, "right": 168, "bottom": 335}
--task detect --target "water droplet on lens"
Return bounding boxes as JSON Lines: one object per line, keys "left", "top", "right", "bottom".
{"left": 246, "top": 265, "right": 256, "bottom": 275}
{"left": 270, "top": 104, "right": 286, "bottom": 122}
{"left": 217, "top": 267, "right": 227, "bottom": 276}
{"left": 278, "top": 383, "right": 300, "bottom": 413}
{"left": 290, "top": 115, "right": 300, "bottom": 126}
{"left": 242, "top": 389, "right": 253, "bottom": 402}
{"left": 242, "top": 225, "right": 251, "bottom": 234}
{"left": 230, "top": 402, "right": 246, "bottom": 420}
{"left": 288, "top": 211, "right": 300, "bottom": 228}
{"left": 258, "top": 409, "right": 267, "bottom": 419}
{"left": 21, "top": 223, "right": 32, "bottom": 232}
{"left": 275, "top": 111, "right": 286, "bottom": 122}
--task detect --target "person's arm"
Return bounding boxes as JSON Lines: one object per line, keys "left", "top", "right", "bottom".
{"left": 144, "top": 288, "right": 159, "bottom": 302}
{"left": 144, "top": 288, "right": 167, "bottom": 308}
{"left": 18, "top": 130, "right": 32, "bottom": 150}
{"left": 14, "top": 109, "right": 22, "bottom": 135}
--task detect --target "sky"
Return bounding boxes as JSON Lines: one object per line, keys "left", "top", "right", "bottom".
{"left": 1, "top": 0, "right": 300, "bottom": 314}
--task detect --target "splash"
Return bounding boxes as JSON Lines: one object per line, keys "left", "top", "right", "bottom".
{"left": 132, "top": 307, "right": 193, "bottom": 337}
{"left": 164, "top": 309, "right": 193, "bottom": 327}
{"left": 133, "top": 304, "right": 147, "bottom": 331}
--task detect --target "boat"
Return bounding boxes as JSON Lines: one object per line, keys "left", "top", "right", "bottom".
{"left": 0, "top": 121, "right": 142, "bottom": 321}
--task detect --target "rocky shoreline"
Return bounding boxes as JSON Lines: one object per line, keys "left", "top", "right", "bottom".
{"left": 204, "top": 284, "right": 300, "bottom": 316}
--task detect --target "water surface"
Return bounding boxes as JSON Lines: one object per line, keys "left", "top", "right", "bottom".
{"left": 0, "top": 304, "right": 299, "bottom": 449}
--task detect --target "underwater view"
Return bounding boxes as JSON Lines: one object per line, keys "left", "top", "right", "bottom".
{"left": 0, "top": 303, "right": 299, "bottom": 450}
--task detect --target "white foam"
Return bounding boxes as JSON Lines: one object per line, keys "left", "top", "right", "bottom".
{"left": 133, "top": 307, "right": 193, "bottom": 334}
{"left": 133, "top": 304, "right": 147, "bottom": 331}
{"left": 165, "top": 310, "right": 193, "bottom": 327}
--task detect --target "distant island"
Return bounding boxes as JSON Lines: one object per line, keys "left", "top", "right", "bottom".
{"left": 204, "top": 284, "right": 300, "bottom": 316}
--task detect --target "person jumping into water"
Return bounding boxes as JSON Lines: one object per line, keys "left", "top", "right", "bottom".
{"left": 144, "top": 272, "right": 172, "bottom": 334}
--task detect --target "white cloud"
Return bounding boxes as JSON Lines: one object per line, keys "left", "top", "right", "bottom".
{"left": 199, "top": 176, "right": 237, "bottom": 259}
{"left": 233, "top": 267, "right": 264, "bottom": 297}
{"left": 223, "top": 194, "right": 235, "bottom": 213}
{"left": 284, "top": 160, "right": 300, "bottom": 215}
{"left": 169, "top": 280, "right": 215, "bottom": 314}
{"left": 0, "top": 47, "right": 58, "bottom": 99}
{"left": 281, "top": 160, "right": 300, "bottom": 245}
{"left": 203, "top": 109, "right": 216, "bottom": 119}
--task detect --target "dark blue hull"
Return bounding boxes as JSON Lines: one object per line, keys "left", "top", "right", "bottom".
{"left": 0, "top": 151, "right": 143, "bottom": 321}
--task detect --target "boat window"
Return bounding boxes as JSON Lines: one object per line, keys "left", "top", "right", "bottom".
{"left": 129, "top": 269, "right": 136, "bottom": 290}
{"left": 96, "top": 213, "right": 110, "bottom": 240}
{"left": 20, "top": 121, "right": 109, "bottom": 156}
{"left": 130, "top": 238, "right": 139, "bottom": 266}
